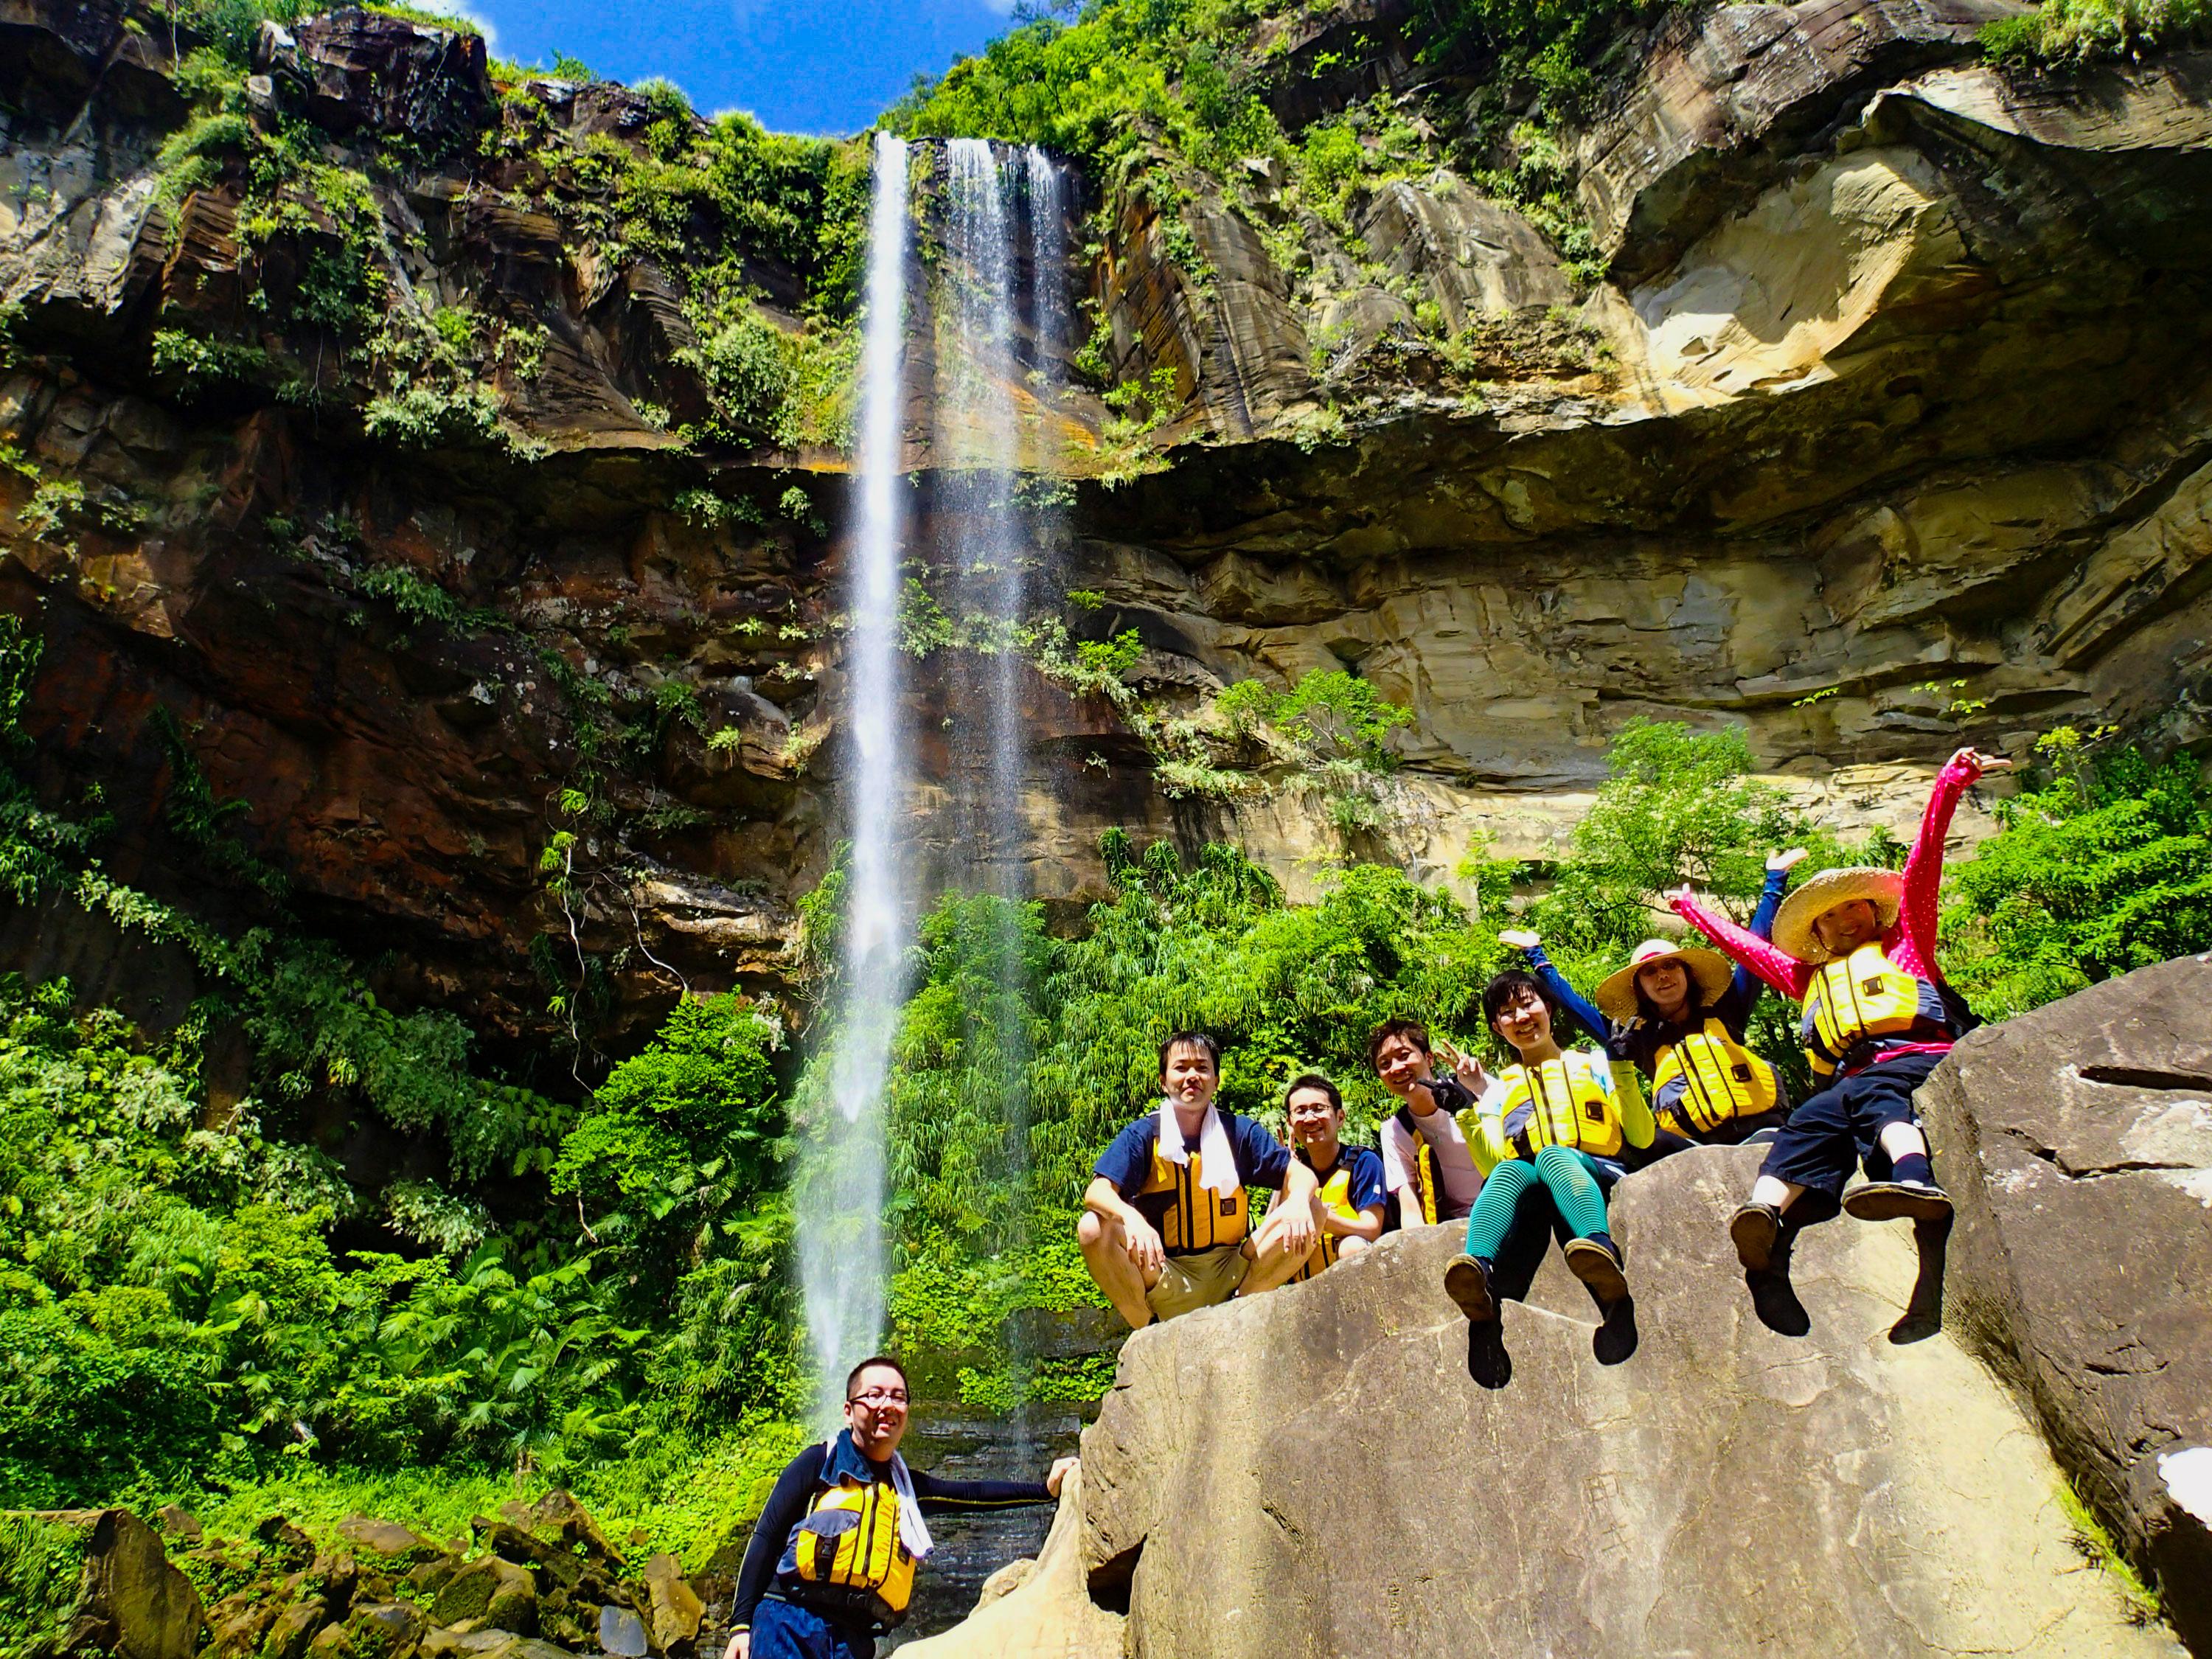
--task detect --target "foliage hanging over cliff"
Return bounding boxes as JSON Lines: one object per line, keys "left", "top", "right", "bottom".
{"left": 1941, "top": 729, "right": 2212, "bottom": 1018}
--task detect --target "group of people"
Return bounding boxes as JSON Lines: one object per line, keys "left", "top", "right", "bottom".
{"left": 726, "top": 748, "right": 2005, "bottom": 1659}
{"left": 1077, "top": 746, "right": 2002, "bottom": 1345}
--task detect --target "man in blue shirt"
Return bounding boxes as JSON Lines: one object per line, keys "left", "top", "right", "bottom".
{"left": 1269, "top": 1073, "right": 1385, "bottom": 1281}
{"left": 1079, "top": 1031, "right": 1321, "bottom": 1328}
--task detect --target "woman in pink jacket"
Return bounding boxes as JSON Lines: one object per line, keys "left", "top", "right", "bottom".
{"left": 1669, "top": 747, "right": 2008, "bottom": 1295}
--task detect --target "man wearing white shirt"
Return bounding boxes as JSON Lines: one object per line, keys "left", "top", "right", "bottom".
{"left": 1368, "top": 1019, "right": 1485, "bottom": 1228}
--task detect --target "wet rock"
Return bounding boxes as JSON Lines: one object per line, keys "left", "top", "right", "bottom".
{"left": 10, "top": 1509, "right": 206, "bottom": 1659}
{"left": 1920, "top": 951, "right": 2212, "bottom": 1653}
{"left": 896, "top": 1470, "right": 1117, "bottom": 1659}
{"left": 431, "top": 1558, "right": 537, "bottom": 1635}
{"left": 637, "top": 1557, "right": 702, "bottom": 1656}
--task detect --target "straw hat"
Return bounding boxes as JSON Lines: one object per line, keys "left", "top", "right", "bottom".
{"left": 1772, "top": 866, "right": 1904, "bottom": 964}
{"left": 1594, "top": 939, "right": 1735, "bottom": 1023}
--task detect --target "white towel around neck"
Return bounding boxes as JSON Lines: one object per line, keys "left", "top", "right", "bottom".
{"left": 836, "top": 1437, "right": 933, "bottom": 1560}
{"left": 1157, "top": 1097, "right": 1240, "bottom": 1196}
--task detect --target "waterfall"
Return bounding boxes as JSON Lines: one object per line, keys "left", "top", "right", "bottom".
{"left": 798, "top": 132, "right": 911, "bottom": 1421}
{"left": 799, "top": 136, "right": 1076, "bottom": 1423}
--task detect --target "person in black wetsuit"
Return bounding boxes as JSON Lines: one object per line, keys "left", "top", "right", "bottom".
{"left": 725, "top": 1356, "right": 1075, "bottom": 1659}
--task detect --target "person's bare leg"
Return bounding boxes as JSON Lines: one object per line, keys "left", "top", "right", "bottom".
{"left": 1237, "top": 1208, "right": 1318, "bottom": 1296}
{"left": 1876, "top": 1121, "right": 1929, "bottom": 1166}
{"left": 1077, "top": 1211, "right": 1157, "bottom": 1329}
{"left": 1337, "top": 1236, "right": 1371, "bottom": 1262}
{"left": 1750, "top": 1175, "right": 1807, "bottom": 1211}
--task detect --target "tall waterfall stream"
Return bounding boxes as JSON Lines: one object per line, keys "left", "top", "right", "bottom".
{"left": 797, "top": 136, "right": 1086, "bottom": 1638}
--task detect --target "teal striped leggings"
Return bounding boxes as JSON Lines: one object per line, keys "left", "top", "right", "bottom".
{"left": 1464, "top": 1145, "right": 1613, "bottom": 1261}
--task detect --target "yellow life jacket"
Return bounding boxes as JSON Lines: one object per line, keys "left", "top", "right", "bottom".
{"left": 783, "top": 1464, "right": 917, "bottom": 1630}
{"left": 1290, "top": 1150, "right": 1372, "bottom": 1282}
{"left": 1801, "top": 942, "right": 1960, "bottom": 1082}
{"left": 1135, "top": 1143, "right": 1248, "bottom": 1255}
{"left": 1392, "top": 1105, "right": 1439, "bottom": 1225}
{"left": 1492, "top": 1053, "right": 1624, "bottom": 1161}
{"left": 1653, "top": 1018, "right": 1781, "bottom": 1133}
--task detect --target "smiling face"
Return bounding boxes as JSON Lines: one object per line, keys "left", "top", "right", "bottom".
{"left": 1286, "top": 1085, "right": 1343, "bottom": 1153}
{"left": 1812, "top": 897, "right": 1884, "bottom": 956}
{"left": 1490, "top": 981, "right": 1554, "bottom": 1057}
{"left": 1635, "top": 956, "right": 1691, "bottom": 1019}
{"left": 1160, "top": 1040, "right": 1220, "bottom": 1110}
{"left": 1371, "top": 1032, "right": 1433, "bottom": 1097}
{"left": 844, "top": 1362, "right": 910, "bottom": 1461}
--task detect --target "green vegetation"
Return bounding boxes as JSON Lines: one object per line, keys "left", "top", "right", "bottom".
{"left": 1941, "top": 728, "right": 2212, "bottom": 1019}
{"left": 128, "top": 0, "right": 870, "bottom": 461}
{"left": 2056, "top": 1477, "right": 2163, "bottom": 1624}
{"left": 0, "top": 1511, "right": 88, "bottom": 1659}
{"left": 0, "top": 600, "right": 801, "bottom": 1548}
{"left": 1979, "top": 0, "right": 2209, "bottom": 65}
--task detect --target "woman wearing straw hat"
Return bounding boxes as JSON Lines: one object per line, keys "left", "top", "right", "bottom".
{"left": 1669, "top": 748, "right": 2009, "bottom": 1292}
{"left": 1500, "top": 849, "right": 1801, "bottom": 1148}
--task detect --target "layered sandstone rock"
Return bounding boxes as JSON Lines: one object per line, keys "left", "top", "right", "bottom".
{"left": 1921, "top": 952, "right": 2212, "bottom": 1652}
{"left": 0, "top": 0, "right": 2208, "bottom": 1038}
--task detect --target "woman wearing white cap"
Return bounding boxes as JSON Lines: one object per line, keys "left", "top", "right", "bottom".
{"left": 1669, "top": 748, "right": 2009, "bottom": 1293}
{"left": 1500, "top": 848, "right": 1802, "bottom": 1149}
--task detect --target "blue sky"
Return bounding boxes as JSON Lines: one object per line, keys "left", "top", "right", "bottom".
{"left": 428, "top": 0, "right": 1018, "bottom": 135}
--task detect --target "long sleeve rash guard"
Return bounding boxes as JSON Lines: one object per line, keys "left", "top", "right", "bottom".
{"left": 1670, "top": 754, "right": 1982, "bottom": 1002}
{"left": 731, "top": 1439, "right": 1052, "bottom": 1633}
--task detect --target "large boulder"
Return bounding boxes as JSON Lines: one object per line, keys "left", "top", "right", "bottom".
{"left": 896, "top": 1467, "right": 1121, "bottom": 1659}
{"left": 0, "top": 1509, "right": 206, "bottom": 1659}
{"left": 1023, "top": 1144, "right": 2174, "bottom": 1658}
{"left": 1920, "top": 952, "right": 2212, "bottom": 1651}
{"left": 430, "top": 1557, "right": 535, "bottom": 1635}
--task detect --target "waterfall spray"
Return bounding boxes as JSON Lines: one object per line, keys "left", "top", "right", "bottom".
{"left": 798, "top": 133, "right": 911, "bottom": 1423}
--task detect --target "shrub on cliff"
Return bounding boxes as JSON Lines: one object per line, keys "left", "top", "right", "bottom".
{"left": 1943, "top": 730, "right": 2212, "bottom": 1018}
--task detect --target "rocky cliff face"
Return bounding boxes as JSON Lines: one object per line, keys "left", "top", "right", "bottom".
{"left": 902, "top": 963, "right": 2212, "bottom": 1658}
{"left": 1, "top": 0, "right": 2209, "bottom": 1041}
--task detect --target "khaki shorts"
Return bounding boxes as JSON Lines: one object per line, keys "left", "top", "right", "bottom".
{"left": 1147, "top": 1243, "right": 1249, "bottom": 1321}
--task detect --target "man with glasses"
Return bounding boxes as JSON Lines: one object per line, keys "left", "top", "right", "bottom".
{"left": 725, "top": 1356, "right": 1075, "bottom": 1659}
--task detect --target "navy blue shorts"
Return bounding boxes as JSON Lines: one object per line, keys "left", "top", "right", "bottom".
{"left": 1759, "top": 1051, "right": 1946, "bottom": 1217}
{"left": 751, "top": 1598, "right": 872, "bottom": 1659}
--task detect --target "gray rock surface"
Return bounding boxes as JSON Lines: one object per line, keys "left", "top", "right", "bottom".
{"left": 1921, "top": 952, "right": 2212, "bottom": 1652}
{"left": 917, "top": 1142, "right": 2185, "bottom": 1658}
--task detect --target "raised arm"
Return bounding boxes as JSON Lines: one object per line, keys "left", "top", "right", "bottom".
{"left": 1722, "top": 852, "right": 1801, "bottom": 1015}
{"left": 1670, "top": 887, "right": 1812, "bottom": 1001}
{"left": 1896, "top": 749, "right": 2006, "bottom": 978}
{"left": 1501, "top": 930, "right": 1609, "bottom": 1046}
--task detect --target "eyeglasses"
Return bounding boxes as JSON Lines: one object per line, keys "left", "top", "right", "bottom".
{"left": 848, "top": 1388, "right": 908, "bottom": 1407}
